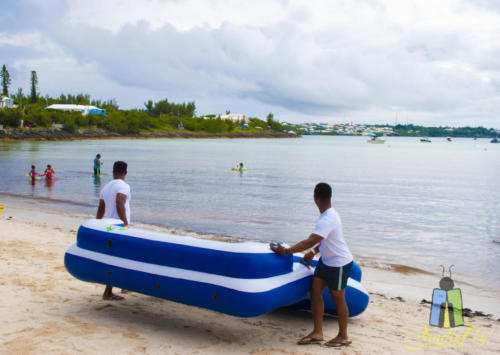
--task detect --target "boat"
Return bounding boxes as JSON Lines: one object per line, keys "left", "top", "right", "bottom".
{"left": 367, "top": 136, "right": 385, "bottom": 144}
{"left": 420, "top": 138, "right": 431, "bottom": 143}
{"left": 491, "top": 138, "right": 499, "bottom": 143}
{"left": 65, "top": 219, "right": 369, "bottom": 317}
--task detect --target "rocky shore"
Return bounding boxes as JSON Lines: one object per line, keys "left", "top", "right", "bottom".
{"left": 0, "top": 127, "right": 298, "bottom": 141}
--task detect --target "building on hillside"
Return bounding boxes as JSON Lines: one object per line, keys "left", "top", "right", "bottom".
{"left": 219, "top": 113, "right": 249, "bottom": 123}
{"left": 0, "top": 96, "right": 17, "bottom": 109}
{"left": 45, "top": 104, "right": 107, "bottom": 117}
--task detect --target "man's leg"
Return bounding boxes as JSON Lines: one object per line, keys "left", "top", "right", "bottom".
{"left": 102, "top": 285, "right": 124, "bottom": 300}
{"left": 325, "top": 288, "right": 350, "bottom": 346}
{"left": 298, "top": 276, "right": 328, "bottom": 344}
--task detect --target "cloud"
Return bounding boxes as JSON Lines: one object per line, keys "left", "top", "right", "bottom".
{"left": 1, "top": 0, "right": 499, "bottom": 127}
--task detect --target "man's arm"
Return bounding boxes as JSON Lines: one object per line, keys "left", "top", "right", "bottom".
{"left": 270, "top": 233, "right": 323, "bottom": 256}
{"left": 116, "top": 193, "right": 129, "bottom": 226}
{"left": 96, "top": 199, "right": 105, "bottom": 219}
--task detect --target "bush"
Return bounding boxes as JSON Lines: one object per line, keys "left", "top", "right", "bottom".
{"left": 0, "top": 108, "right": 22, "bottom": 127}
{"left": 63, "top": 116, "right": 76, "bottom": 131}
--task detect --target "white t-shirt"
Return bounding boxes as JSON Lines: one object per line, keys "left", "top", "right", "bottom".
{"left": 313, "top": 207, "right": 353, "bottom": 267}
{"left": 99, "top": 179, "right": 131, "bottom": 223}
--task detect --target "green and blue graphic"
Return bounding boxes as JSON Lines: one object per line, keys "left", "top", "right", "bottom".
{"left": 429, "top": 265, "right": 464, "bottom": 328}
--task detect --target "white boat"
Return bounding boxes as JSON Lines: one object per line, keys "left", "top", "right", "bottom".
{"left": 367, "top": 136, "right": 385, "bottom": 144}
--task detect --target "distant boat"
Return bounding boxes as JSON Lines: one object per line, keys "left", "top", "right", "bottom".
{"left": 491, "top": 138, "right": 499, "bottom": 143}
{"left": 367, "top": 136, "right": 385, "bottom": 144}
{"left": 420, "top": 137, "right": 431, "bottom": 143}
{"left": 446, "top": 137, "right": 452, "bottom": 142}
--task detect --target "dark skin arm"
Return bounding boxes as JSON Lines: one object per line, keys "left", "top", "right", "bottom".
{"left": 96, "top": 194, "right": 128, "bottom": 226}
{"left": 116, "top": 193, "right": 129, "bottom": 226}
{"left": 270, "top": 233, "right": 323, "bottom": 261}
{"left": 96, "top": 199, "right": 105, "bottom": 219}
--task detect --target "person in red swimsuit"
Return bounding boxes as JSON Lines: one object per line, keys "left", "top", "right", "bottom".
{"left": 43, "top": 165, "right": 55, "bottom": 180}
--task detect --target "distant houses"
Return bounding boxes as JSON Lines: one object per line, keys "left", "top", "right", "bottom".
{"left": 219, "top": 113, "right": 249, "bottom": 123}
{"left": 0, "top": 96, "right": 17, "bottom": 109}
{"left": 45, "top": 104, "right": 107, "bottom": 117}
{"left": 282, "top": 122, "right": 395, "bottom": 136}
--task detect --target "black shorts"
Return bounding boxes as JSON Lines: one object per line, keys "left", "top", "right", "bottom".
{"left": 314, "top": 258, "right": 353, "bottom": 291}
{"left": 94, "top": 168, "right": 100, "bottom": 176}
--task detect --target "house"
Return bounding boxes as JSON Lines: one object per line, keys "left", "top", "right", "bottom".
{"left": 0, "top": 96, "right": 17, "bottom": 109}
{"left": 219, "top": 113, "right": 249, "bottom": 123}
{"left": 45, "top": 104, "right": 107, "bottom": 117}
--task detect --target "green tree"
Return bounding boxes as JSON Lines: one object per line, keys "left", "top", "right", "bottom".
{"left": 63, "top": 116, "right": 76, "bottom": 132}
{"left": 14, "top": 88, "right": 24, "bottom": 107}
{"left": 30, "top": 70, "right": 38, "bottom": 103}
{"left": 1, "top": 65, "right": 11, "bottom": 96}
{"left": 144, "top": 100, "right": 153, "bottom": 113}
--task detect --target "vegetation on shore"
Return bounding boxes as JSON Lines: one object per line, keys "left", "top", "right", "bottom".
{"left": 0, "top": 65, "right": 285, "bottom": 136}
{"left": 0, "top": 94, "right": 284, "bottom": 135}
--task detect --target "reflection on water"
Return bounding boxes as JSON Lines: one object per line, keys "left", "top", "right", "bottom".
{"left": 93, "top": 175, "right": 101, "bottom": 197}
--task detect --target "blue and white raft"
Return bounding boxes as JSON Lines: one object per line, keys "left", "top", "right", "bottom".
{"left": 64, "top": 219, "right": 369, "bottom": 317}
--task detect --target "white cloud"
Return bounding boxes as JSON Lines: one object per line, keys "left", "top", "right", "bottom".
{"left": 1, "top": 0, "right": 499, "bottom": 127}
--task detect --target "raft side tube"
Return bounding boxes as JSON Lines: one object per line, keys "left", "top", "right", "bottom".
{"left": 64, "top": 245, "right": 312, "bottom": 317}
{"left": 77, "top": 219, "right": 293, "bottom": 279}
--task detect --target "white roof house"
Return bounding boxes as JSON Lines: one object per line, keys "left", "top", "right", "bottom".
{"left": 0, "top": 96, "right": 17, "bottom": 109}
{"left": 219, "top": 113, "right": 249, "bottom": 122}
{"left": 46, "top": 104, "right": 107, "bottom": 117}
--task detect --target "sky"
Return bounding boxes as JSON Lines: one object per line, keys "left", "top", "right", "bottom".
{"left": 1, "top": 0, "right": 499, "bottom": 127}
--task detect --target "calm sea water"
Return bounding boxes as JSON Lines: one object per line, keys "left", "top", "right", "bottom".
{"left": 1, "top": 136, "right": 499, "bottom": 288}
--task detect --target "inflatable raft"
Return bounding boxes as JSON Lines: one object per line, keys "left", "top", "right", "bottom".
{"left": 65, "top": 219, "right": 369, "bottom": 317}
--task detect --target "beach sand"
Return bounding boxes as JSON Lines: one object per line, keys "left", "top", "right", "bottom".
{"left": 0, "top": 197, "right": 499, "bottom": 354}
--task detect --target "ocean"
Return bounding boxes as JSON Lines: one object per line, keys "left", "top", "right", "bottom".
{"left": 1, "top": 136, "right": 499, "bottom": 289}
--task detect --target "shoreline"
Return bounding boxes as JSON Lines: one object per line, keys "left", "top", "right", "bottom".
{"left": 0, "top": 196, "right": 499, "bottom": 354}
{"left": 2, "top": 191, "right": 500, "bottom": 315}
{"left": 0, "top": 128, "right": 299, "bottom": 142}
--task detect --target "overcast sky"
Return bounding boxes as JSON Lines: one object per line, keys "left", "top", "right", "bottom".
{"left": 1, "top": 0, "right": 499, "bottom": 127}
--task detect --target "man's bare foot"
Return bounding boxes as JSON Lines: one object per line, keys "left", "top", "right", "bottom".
{"left": 102, "top": 293, "right": 125, "bottom": 301}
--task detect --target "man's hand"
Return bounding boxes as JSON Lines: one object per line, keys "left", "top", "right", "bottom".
{"left": 269, "top": 243, "right": 288, "bottom": 256}
{"left": 302, "top": 250, "right": 315, "bottom": 263}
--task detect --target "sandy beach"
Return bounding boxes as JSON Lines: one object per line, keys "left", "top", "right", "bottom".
{"left": 0, "top": 195, "right": 499, "bottom": 354}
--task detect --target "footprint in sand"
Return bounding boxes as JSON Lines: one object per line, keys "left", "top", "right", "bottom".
{"left": 95, "top": 304, "right": 115, "bottom": 311}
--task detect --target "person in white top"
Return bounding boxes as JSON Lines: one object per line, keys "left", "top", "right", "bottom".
{"left": 96, "top": 161, "right": 131, "bottom": 301}
{"left": 270, "top": 183, "right": 354, "bottom": 348}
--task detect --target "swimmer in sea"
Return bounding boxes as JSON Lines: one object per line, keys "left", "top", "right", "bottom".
{"left": 43, "top": 164, "right": 55, "bottom": 180}
{"left": 29, "top": 165, "right": 38, "bottom": 181}
{"left": 94, "top": 154, "right": 102, "bottom": 176}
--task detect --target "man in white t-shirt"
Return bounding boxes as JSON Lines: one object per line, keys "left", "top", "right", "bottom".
{"left": 96, "top": 160, "right": 131, "bottom": 301}
{"left": 270, "top": 183, "right": 353, "bottom": 348}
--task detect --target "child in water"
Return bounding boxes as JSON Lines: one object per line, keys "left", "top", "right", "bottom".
{"left": 28, "top": 165, "right": 38, "bottom": 181}
{"left": 43, "top": 165, "right": 55, "bottom": 180}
